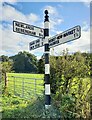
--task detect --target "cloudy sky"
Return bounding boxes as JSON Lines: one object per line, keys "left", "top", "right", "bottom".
{"left": 0, "top": 0, "right": 91, "bottom": 59}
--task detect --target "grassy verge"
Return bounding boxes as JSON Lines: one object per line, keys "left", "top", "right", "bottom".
{"left": 1, "top": 94, "right": 61, "bottom": 119}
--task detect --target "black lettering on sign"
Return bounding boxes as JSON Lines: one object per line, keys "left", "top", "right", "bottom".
{"left": 15, "top": 22, "right": 20, "bottom": 27}
{"left": 28, "top": 31, "right": 36, "bottom": 35}
{"left": 69, "top": 30, "right": 73, "bottom": 35}
{"left": 21, "top": 29, "right": 24, "bottom": 32}
{"left": 57, "top": 34, "right": 62, "bottom": 39}
{"left": 36, "top": 39, "right": 40, "bottom": 43}
{"left": 16, "top": 27, "right": 22, "bottom": 32}
{"left": 63, "top": 29, "right": 74, "bottom": 37}
{"left": 28, "top": 31, "right": 31, "bottom": 34}
{"left": 35, "top": 44, "right": 37, "bottom": 47}
{"left": 76, "top": 27, "right": 79, "bottom": 31}
{"left": 74, "top": 33, "right": 78, "bottom": 38}
{"left": 32, "top": 32, "right": 36, "bottom": 35}
{"left": 49, "top": 40, "right": 59, "bottom": 46}
{"left": 16, "top": 27, "right": 19, "bottom": 32}
{"left": 30, "top": 45, "right": 34, "bottom": 50}
{"left": 73, "top": 29, "right": 76, "bottom": 33}
{"left": 20, "top": 24, "right": 25, "bottom": 28}
{"left": 20, "top": 28, "right": 22, "bottom": 32}
{"left": 74, "top": 34, "right": 76, "bottom": 38}
{"left": 25, "top": 25, "right": 29, "bottom": 29}
{"left": 15, "top": 22, "right": 34, "bottom": 31}
{"left": 35, "top": 44, "right": 40, "bottom": 48}
{"left": 49, "top": 37, "right": 56, "bottom": 43}
{"left": 30, "top": 41, "right": 35, "bottom": 46}
{"left": 25, "top": 25, "right": 34, "bottom": 30}
{"left": 25, "top": 29, "right": 29, "bottom": 34}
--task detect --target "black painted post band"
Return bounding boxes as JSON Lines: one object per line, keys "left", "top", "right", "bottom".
{"left": 44, "top": 10, "right": 51, "bottom": 109}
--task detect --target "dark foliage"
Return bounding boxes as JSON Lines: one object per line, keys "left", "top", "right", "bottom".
{"left": 9, "top": 51, "right": 38, "bottom": 73}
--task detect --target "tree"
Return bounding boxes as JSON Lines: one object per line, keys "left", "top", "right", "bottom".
{"left": 1, "top": 61, "right": 13, "bottom": 74}
{"left": 10, "top": 51, "right": 38, "bottom": 73}
{"left": 0, "top": 55, "right": 9, "bottom": 62}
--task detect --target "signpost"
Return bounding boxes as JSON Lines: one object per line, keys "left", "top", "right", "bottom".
{"left": 13, "top": 21, "right": 44, "bottom": 38}
{"left": 29, "top": 38, "right": 44, "bottom": 50}
{"left": 29, "top": 25, "right": 81, "bottom": 50}
{"left": 44, "top": 10, "right": 51, "bottom": 109}
{"left": 13, "top": 10, "right": 81, "bottom": 110}
{"left": 49, "top": 25, "right": 81, "bottom": 48}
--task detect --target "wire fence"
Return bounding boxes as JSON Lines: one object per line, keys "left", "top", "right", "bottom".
{"left": 7, "top": 75, "right": 44, "bottom": 99}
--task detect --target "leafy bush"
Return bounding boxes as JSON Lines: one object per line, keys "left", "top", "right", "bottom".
{"left": 50, "top": 50, "right": 91, "bottom": 119}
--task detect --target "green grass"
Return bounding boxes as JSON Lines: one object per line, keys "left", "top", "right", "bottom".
{"left": 2, "top": 95, "right": 61, "bottom": 119}
{"left": 6, "top": 73, "right": 44, "bottom": 99}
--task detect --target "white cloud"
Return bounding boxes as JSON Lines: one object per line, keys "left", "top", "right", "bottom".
{"left": 27, "top": 13, "right": 39, "bottom": 23}
{"left": 2, "top": 4, "right": 25, "bottom": 22}
{"left": 82, "top": 21, "right": 89, "bottom": 31}
{"left": 1, "top": 23, "right": 36, "bottom": 56}
{"left": 0, "top": 3, "right": 41, "bottom": 57}
{"left": 1, "top": 4, "right": 39, "bottom": 24}
{"left": 43, "top": 5, "right": 64, "bottom": 32}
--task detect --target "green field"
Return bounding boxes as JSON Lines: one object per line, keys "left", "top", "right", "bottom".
{"left": 7, "top": 73, "right": 44, "bottom": 99}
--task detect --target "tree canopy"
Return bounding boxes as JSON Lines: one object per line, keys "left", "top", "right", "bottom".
{"left": 10, "top": 51, "right": 38, "bottom": 73}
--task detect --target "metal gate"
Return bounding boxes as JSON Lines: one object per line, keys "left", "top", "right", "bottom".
{"left": 7, "top": 74, "right": 44, "bottom": 99}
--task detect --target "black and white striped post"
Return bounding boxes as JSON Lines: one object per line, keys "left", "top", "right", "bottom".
{"left": 44, "top": 10, "right": 51, "bottom": 109}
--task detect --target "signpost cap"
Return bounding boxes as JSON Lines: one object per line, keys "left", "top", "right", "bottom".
{"left": 44, "top": 10, "right": 49, "bottom": 22}
{"left": 45, "top": 10, "right": 48, "bottom": 14}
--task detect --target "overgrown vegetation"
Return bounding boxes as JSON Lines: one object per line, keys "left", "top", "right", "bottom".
{"left": 1, "top": 50, "right": 92, "bottom": 119}
{"left": 2, "top": 94, "right": 61, "bottom": 119}
{"left": 50, "top": 50, "right": 91, "bottom": 119}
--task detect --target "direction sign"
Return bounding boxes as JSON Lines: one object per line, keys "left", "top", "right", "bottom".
{"left": 13, "top": 21, "right": 44, "bottom": 38}
{"left": 49, "top": 25, "right": 81, "bottom": 48}
{"left": 29, "top": 25, "right": 81, "bottom": 50}
{"left": 29, "top": 38, "right": 44, "bottom": 50}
